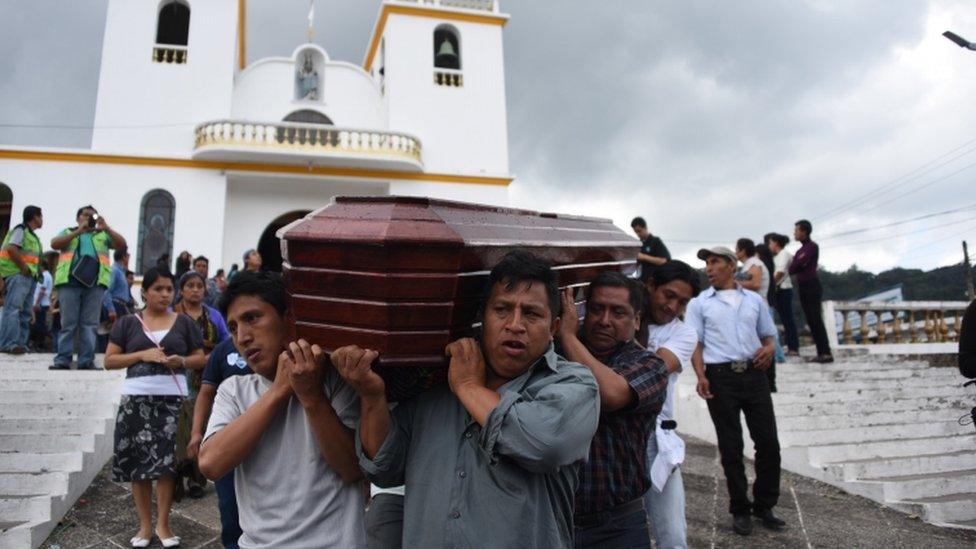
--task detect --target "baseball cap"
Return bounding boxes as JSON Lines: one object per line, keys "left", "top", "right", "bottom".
{"left": 696, "top": 246, "right": 737, "bottom": 263}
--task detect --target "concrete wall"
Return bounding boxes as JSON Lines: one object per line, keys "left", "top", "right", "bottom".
{"left": 221, "top": 174, "right": 389, "bottom": 269}
{"left": 92, "top": 0, "right": 238, "bottom": 156}
{"left": 233, "top": 45, "right": 387, "bottom": 129}
{"left": 383, "top": 13, "right": 510, "bottom": 176}
{"left": 0, "top": 156, "right": 226, "bottom": 273}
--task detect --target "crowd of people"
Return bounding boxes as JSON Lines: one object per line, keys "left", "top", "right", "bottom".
{"left": 0, "top": 202, "right": 848, "bottom": 548}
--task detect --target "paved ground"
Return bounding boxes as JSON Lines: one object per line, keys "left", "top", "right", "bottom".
{"left": 42, "top": 437, "right": 976, "bottom": 548}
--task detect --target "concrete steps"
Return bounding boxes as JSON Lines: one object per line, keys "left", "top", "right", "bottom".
{"left": 675, "top": 355, "right": 976, "bottom": 530}
{"left": 0, "top": 354, "right": 123, "bottom": 549}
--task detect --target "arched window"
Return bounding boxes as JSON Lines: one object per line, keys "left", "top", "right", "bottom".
{"left": 156, "top": 1, "right": 190, "bottom": 46}
{"left": 433, "top": 25, "right": 461, "bottom": 70}
{"left": 283, "top": 110, "right": 333, "bottom": 125}
{"left": 137, "top": 189, "right": 176, "bottom": 275}
{"left": 0, "top": 183, "right": 11, "bottom": 239}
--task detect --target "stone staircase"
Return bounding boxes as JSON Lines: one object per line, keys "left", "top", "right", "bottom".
{"left": 0, "top": 354, "right": 123, "bottom": 548}
{"left": 675, "top": 351, "right": 976, "bottom": 530}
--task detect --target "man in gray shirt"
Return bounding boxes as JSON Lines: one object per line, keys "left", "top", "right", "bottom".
{"left": 332, "top": 251, "right": 601, "bottom": 548}
{"left": 200, "top": 271, "right": 365, "bottom": 548}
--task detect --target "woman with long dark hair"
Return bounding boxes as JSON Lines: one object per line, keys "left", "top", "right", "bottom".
{"left": 105, "top": 268, "right": 205, "bottom": 547}
{"left": 173, "top": 271, "right": 229, "bottom": 499}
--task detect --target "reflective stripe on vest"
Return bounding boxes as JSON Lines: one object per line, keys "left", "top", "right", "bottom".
{"left": 0, "top": 228, "right": 42, "bottom": 278}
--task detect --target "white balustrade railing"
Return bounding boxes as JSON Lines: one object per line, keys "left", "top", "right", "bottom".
{"left": 824, "top": 300, "right": 970, "bottom": 346}
{"left": 152, "top": 44, "right": 188, "bottom": 64}
{"left": 193, "top": 120, "right": 423, "bottom": 163}
{"left": 393, "top": 0, "right": 499, "bottom": 13}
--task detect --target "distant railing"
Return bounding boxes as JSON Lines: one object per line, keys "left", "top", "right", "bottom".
{"left": 825, "top": 300, "right": 970, "bottom": 346}
{"left": 434, "top": 70, "right": 464, "bottom": 87}
{"left": 193, "top": 120, "right": 423, "bottom": 163}
{"left": 394, "top": 0, "right": 499, "bottom": 13}
{"left": 152, "top": 44, "right": 188, "bottom": 64}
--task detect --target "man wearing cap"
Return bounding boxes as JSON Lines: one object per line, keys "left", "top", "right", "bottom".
{"left": 0, "top": 205, "right": 44, "bottom": 354}
{"left": 685, "top": 246, "right": 784, "bottom": 536}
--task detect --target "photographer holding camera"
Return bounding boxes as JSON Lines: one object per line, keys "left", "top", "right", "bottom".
{"left": 50, "top": 205, "right": 127, "bottom": 370}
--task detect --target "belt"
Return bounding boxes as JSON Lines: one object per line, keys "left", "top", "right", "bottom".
{"left": 706, "top": 360, "right": 755, "bottom": 374}
{"left": 660, "top": 420, "right": 677, "bottom": 430}
{"left": 575, "top": 497, "right": 645, "bottom": 529}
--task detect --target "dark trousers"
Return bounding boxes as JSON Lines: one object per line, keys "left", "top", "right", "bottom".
{"left": 574, "top": 504, "right": 651, "bottom": 549}
{"left": 797, "top": 279, "right": 831, "bottom": 356}
{"left": 705, "top": 367, "right": 781, "bottom": 515}
{"left": 774, "top": 288, "right": 799, "bottom": 352}
{"left": 366, "top": 493, "right": 404, "bottom": 549}
{"left": 215, "top": 471, "right": 242, "bottom": 549}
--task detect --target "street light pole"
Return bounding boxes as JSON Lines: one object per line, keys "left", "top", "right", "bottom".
{"left": 944, "top": 30, "right": 976, "bottom": 51}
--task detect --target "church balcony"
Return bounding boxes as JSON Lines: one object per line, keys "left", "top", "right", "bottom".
{"left": 192, "top": 120, "right": 424, "bottom": 172}
{"left": 392, "top": 0, "right": 499, "bottom": 13}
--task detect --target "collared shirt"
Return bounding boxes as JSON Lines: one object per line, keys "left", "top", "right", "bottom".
{"left": 685, "top": 285, "right": 777, "bottom": 364}
{"left": 107, "top": 263, "right": 131, "bottom": 304}
{"left": 358, "top": 345, "right": 600, "bottom": 549}
{"left": 637, "top": 235, "right": 672, "bottom": 282}
{"left": 575, "top": 339, "right": 668, "bottom": 515}
{"left": 789, "top": 239, "right": 819, "bottom": 285}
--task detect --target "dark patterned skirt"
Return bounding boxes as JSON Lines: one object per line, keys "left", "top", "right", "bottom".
{"left": 112, "top": 395, "right": 181, "bottom": 482}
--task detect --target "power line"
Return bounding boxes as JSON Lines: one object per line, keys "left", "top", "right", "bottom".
{"left": 853, "top": 159, "right": 976, "bottom": 216}
{"left": 818, "top": 203, "right": 976, "bottom": 241}
{"left": 0, "top": 122, "right": 198, "bottom": 130}
{"left": 814, "top": 135, "right": 976, "bottom": 221}
{"left": 827, "top": 214, "right": 976, "bottom": 249}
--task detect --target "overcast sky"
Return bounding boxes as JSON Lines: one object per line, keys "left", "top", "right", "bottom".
{"left": 2, "top": 0, "right": 975, "bottom": 273}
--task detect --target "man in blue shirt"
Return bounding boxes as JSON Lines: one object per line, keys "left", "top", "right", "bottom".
{"left": 189, "top": 338, "right": 251, "bottom": 548}
{"left": 107, "top": 248, "right": 134, "bottom": 316}
{"left": 685, "top": 246, "right": 784, "bottom": 536}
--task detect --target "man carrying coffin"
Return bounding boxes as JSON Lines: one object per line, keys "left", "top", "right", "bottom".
{"left": 556, "top": 271, "right": 669, "bottom": 547}
{"left": 333, "top": 250, "right": 601, "bottom": 548}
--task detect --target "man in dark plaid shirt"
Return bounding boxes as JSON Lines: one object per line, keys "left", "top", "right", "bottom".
{"left": 558, "top": 271, "right": 669, "bottom": 548}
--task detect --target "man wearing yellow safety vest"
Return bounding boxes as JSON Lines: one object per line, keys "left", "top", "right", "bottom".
{"left": 50, "top": 205, "right": 127, "bottom": 370}
{"left": 0, "top": 205, "right": 44, "bottom": 354}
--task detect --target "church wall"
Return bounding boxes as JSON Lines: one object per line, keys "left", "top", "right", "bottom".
{"left": 221, "top": 174, "right": 390, "bottom": 270}
{"left": 92, "top": 0, "right": 237, "bottom": 157}
{"left": 383, "top": 15, "right": 510, "bottom": 177}
{"left": 388, "top": 179, "right": 508, "bottom": 208}
{"left": 0, "top": 157, "right": 226, "bottom": 273}
{"left": 232, "top": 57, "right": 386, "bottom": 129}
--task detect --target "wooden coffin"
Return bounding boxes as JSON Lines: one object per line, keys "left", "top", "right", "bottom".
{"left": 279, "top": 196, "right": 638, "bottom": 398}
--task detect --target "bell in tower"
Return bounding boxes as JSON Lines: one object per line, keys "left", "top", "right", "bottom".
{"left": 433, "top": 28, "right": 461, "bottom": 70}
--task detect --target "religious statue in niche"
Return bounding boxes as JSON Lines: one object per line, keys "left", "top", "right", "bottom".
{"left": 296, "top": 52, "right": 319, "bottom": 101}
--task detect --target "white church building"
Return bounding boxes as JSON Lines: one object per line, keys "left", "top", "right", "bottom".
{"left": 0, "top": 0, "right": 512, "bottom": 273}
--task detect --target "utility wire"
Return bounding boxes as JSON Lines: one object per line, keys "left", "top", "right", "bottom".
{"left": 814, "top": 136, "right": 976, "bottom": 221}
{"left": 852, "top": 159, "right": 976, "bottom": 217}
{"left": 818, "top": 203, "right": 976, "bottom": 241}
{"left": 0, "top": 122, "right": 198, "bottom": 129}
{"left": 826, "top": 214, "right": 976, "bottom": 249}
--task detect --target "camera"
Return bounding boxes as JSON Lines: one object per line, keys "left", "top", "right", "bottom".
{"left": 88, "top": 213, "right": 100, "bottom": 229}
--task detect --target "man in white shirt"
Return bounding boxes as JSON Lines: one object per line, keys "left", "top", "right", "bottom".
{"left": 766, "top": 233, "right": 799, "bottom": 356}
{"left": 199, "top": 271, "right": 365, "bottom": 548}
{"left": 686, "top": 246, "right": 784, "bottom": 537}
{"left": 641, "top": 261, "right": 700, "bottom": 549}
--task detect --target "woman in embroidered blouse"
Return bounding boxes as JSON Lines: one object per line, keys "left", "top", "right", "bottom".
{"left": 105, "top": 268, "right": 205, "bottom": 548}
{"left": 173, "top": 271, "right": 228, "bottom": 498}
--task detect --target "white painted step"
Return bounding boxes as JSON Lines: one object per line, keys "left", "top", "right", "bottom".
{"left": 825, "top": 450, "right": 976, "bottom": 481}
{"left": 0, "top": 418, "right": 109, "bottom": 435}
{"left": 774, "top": 395, "right": 970, "bottom": 416}
{"left": 0, "top": 403, "right": 117, "bottom": 419}
{"left": 0, "top": 390, "right": 120, "bottom": 404}
{"left": 776, "top": 360, "right": 930, "bottom": 372}
{"left": 0, "top": 379, "right": 122, "bottom": 391}
{"left": 773, "top": 384, "right": 963, "bottom": 404}
{"left": 775, "top": 376, "right": 965, "bottom": 393}
{"left": 775, "top": 367, "right": 959, "bottom": 382}
{"left": 864, "top": 469, "right": 976, "bottom": 501}
{"left": 777, "top": 407, "right": 971, "bottom": 431}
{"left": 0, "top": 370, "right": 122, "bottom": 381}
{"left": 0, "top": 453, "right": 80, "bottom": 474}
{"left": 807, "top": 435, "right": 976, "bottom": 465}
{"left": 0, "top": 435, "right": 94, "bottom": 454}
{"left": 897, "top": 493, "right": 976, "bottom": 524}
{"left": 0, "top": 473, "right": 69, "bottom": 497}
{"left": 779, "top": 420, "right": 969, "bottom": 446}
{"left": 0, "top": 497, "right": 49, "bottom": 522}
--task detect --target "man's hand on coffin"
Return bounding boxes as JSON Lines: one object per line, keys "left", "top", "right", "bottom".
{"left": 287, "top": 339, "right": 328, "bottom": 407}
{"left": 446, "top": 337, "right": 487, "bottom": 394}
{"left": 331, "top": 345, "right": 384, "bottom": 399}
{"left": 557, "top": 288, "right": 581, "bottom": 343}
{"left": 272, "top": 349, "right": 296, "bottom": 399}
